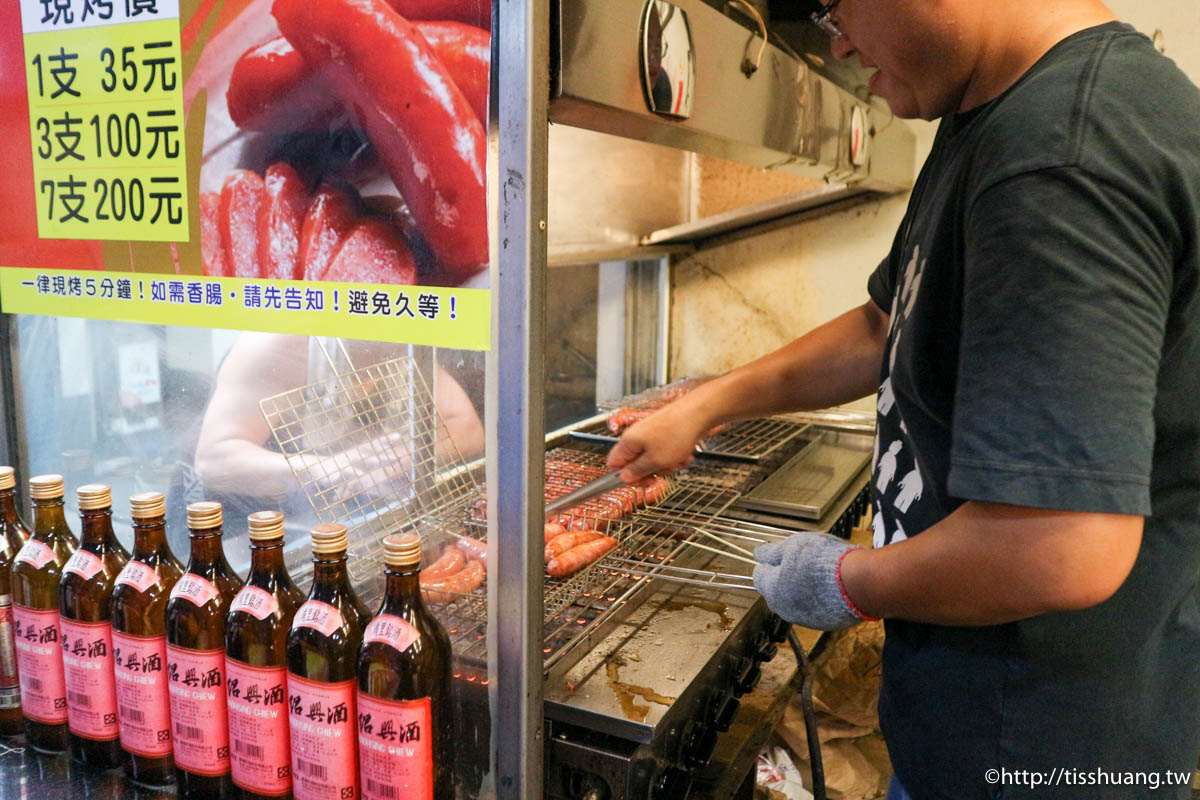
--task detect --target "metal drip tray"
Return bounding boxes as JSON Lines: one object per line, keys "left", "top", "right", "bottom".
{"left": 738, "top": 433, "right": 871, "bottom": 521}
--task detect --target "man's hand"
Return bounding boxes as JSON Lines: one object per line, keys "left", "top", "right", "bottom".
{"left": 753, "top": 532, "right": 872, "bottom": 630}
{"left": 606, "top": 399, "right": 712, "bottom": 482}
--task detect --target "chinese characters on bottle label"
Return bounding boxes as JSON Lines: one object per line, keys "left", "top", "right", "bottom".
{"left": 166, "top": 644, "right": 231, "bottom": 776}
{"left": 356, "top": 693, "right": 433, "bottom": 800}
{"left": 13, "top": 605, "right": 68, "bottom": 723}
{"left": 112, "top": 630, "right": 173, "bottom": 756}
{"left": 60, "top": 617, "right": 119, "bottom": 740}
{"left": 225, "top": 658, "right": 292, "bottom": 795}
{"left": 287, "top": 674, "right": 357, "bottom": 800}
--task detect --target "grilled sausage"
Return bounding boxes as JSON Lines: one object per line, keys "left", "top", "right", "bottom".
{"left": 544, "top": 522, "right": 568, "bottom": 543}
{"left": 274, "top": 0, "right": 488, "bottom": 276}
{"left": 544, "top": 530, "right": 603, "bottom": 562}
{"left": 421, "top": 559, "right": 485, "bottom": 603}
{"left": 455, "top": 536, "right": 487, "bottom": 566}
{"left": 419, "top": 546, "right": 464, "bottom": 581}
{"left": 546, "top": 536, "right": 617, "bottom": 578}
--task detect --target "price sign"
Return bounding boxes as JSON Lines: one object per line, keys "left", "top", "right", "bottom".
{"left": 19, "top": 0, "right": 189, "bottom": 242}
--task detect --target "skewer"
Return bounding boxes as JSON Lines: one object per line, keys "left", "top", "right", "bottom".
{"left": 679, "top": 538, "right": 758, "bottom": 566}
{"left": 692, "top": 526, "right": 756, "bottom": 558}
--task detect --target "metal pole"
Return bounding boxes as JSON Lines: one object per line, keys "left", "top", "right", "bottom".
{"left": 487, "top": 0, "right": 548, "bottom": 795}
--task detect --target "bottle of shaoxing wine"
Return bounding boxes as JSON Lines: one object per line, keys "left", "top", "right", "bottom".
{"left": 166, "top": 501, "right": 245, "bottom": 799}
{"left": 226, "top": 511, "right": 305, "bottom": 800}
{"left": 12, "top": 474, "right": 79, "bottom": 753}
{"left": 59, "top": 483, "right": 129, "bottom": 768}
{"left": 112, "top": 491, "right": 185, "bottom": 786}
{"left": 286, "top": 523, "right": 372, "bottom": 800}
{"left": 357, "top": 533, "right": 453, "bottom": 800}
{"left": 0, "top": 466, "right": 31, "bottom": 736}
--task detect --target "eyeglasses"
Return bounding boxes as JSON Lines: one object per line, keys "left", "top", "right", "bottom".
{"left": 810, "top": 0, "right": 843, "bottom": 39}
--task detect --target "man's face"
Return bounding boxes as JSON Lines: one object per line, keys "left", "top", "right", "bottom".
{"left": 825, "top": 0, "right": 975, "bottom": 120}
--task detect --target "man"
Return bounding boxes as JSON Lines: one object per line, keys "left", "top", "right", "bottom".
{"left": 608, "top": 1, "right": 1200, "bottom": 798}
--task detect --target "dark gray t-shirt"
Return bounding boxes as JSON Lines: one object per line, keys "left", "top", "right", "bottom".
{"left": 867, "top": 23, "right": 1200, "bottom": 800}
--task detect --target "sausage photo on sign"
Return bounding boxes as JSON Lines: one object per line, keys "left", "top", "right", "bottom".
{"left": 184, "top": 0, "right": 490, "bottom": 288}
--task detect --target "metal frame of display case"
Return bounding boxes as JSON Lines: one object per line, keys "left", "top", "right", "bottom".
{"left": 489, "top": 0, "right": 551, "bottom": 797}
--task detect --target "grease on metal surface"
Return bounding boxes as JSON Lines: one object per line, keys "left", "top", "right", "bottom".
{"left": 663, "top": 598, "right": 734, "bottom": 631}
{"left": 605, "top": 656, "right": 677, "bottom": 723}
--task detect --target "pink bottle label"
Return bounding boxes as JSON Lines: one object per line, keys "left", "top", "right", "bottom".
{"left": 12, "top": 605, "right": 67, "bottom": 724}
{"left": 60, "top": 618, "right": 119, "bottom": 740}
{"left": 230, "top": 586, "right": 279, "bottom": 621}
{"left": 170, "top": 574, "right": 220, "bottom": 608}
{"left": 288, "top": 675, "right": 357, "bottom": 800}
{"left": 226, "top": 658, "right": 292, "bottom": 796}
{"left": 115, "top": 561, "right": 158, "bottom": 594}
{"left": 63, "top": 550, "right": 105, "bottom": 581}
{"left": 293, "top": 600, "right": 343, "bottom": 639}
{"left": 15, "top": 539, "right": 55, "bottom": 570}
{"left": 166, "top": 645, "right": 231, "bottom": 776}
{"left": 0, "top": 598, "right": 20, "bottom": 709}
{"left": 112, "top": 631, "right": 173, "bottom": 757}
{"left": 363, "top": 614, "right": 420, "bottom": 653}
{"left": 357, "top": 693, "right": 433, "bottom": 800}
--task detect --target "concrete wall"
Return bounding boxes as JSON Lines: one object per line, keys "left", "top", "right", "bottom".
{"left": 668, "top": 2, "right": 1199, "bottom": 398}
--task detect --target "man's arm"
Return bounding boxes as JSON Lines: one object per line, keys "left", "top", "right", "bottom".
{"left": 609, "top": 298, "right": 890, "bottom": 481}
{"left": 841, "top": 502, "right": 1144, "bottom": 625}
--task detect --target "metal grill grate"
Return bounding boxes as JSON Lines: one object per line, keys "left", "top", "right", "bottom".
{"left": 259, "top": 355, "right": 479, "bottom": 603}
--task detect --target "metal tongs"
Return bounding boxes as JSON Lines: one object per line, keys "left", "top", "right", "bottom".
{"left": 544, "top": 470, "right": 626, "bottom": 516}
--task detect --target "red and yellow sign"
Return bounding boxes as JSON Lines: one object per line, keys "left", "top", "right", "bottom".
{"left": 0, "top": 0, "right": 491, "bottom": 350}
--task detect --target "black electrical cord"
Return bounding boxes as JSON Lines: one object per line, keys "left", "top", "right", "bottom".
{"left": 788, "top": 627, "right": 827, "bottom": 800}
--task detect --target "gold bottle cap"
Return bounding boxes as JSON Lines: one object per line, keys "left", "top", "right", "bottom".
{"left": 77, "top": 484, "right": 112, "bottom": 510}
{"left": 131, "top": 492, "right": 167, "bottom": 519}
{"left": 311, "top": 523, "right": 349, "bottom": 555}
{"left": 0, "top": 467, "right": 14, "bottom": 491}
{"left": 248, "top": 510, "right": 285, "bottom": 542}
{"left": 29, "top": 474, "right": 65, "bottom": 500}
{"left": 186, "top": 501, "right": 223, "bottom": 530}
{"left": 383, "top": 532, "right": 422, "bottom": 567}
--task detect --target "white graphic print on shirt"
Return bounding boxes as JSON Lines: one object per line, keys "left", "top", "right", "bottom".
{"left": 873, "top": 244, "right": 929, "bottom": 547}
{"left": 876, "top": 441, "right": 903, "bottom": 494}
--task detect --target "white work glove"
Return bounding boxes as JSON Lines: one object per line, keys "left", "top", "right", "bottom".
{"left": 753, "top": 532, "right": 876, "bottom": 630}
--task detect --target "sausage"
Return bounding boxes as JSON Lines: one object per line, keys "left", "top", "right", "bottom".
{"left": 455, "top": 536, "right": 487, "bottom": 566}
{"left": 421, "top": 559, "right": 484, "bottom": 603}
{"left": 545, "top": 530, "right": 603, "bottom": 562}
{"left": 546, "top": 536, "right": 617, "bottom": 579}
{"left": 258, "top": 162, "right": 309, "bottom": 280}
{"left": 273, "top": 0, "right": 488, "bottom": 277}
{"left": 219, "top": 169, "right": 266, "bottom": 278}
{"left": 544, "top": 522, "right": 568, "bottom": 543}
{"left": 299, "top": 183, "right": 359, "bottom": 281}
{"left": 321, "top": 218, "right": 417, "bottom": 284}
{"left": 227, "top": 25, "right": 489, "bottom": 133}
{"left": 199, "top": 192, "right": 228, "bottom": 276}
{"left": 419, "top": 546, "right": 464, "bottom": 581}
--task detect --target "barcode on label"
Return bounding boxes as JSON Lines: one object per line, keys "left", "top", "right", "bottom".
{"left": 119, "top": 705, "right": 145, "bottom": 723}
{"left": 175, "top": 722, "right": 204, "bottom": 740}
{"left": 234, "top": 739, "right": 264, "bottom": 759}
{"left": 68, "top": 690, "right": 91, "bottom": 708}
{"left": 365, "top": 778, "right": 398, "bottom": 798}
{"left": 297, "top": 758, "right": 328, "bottom": 779}
{"left": 25, "top": 677, "right": 43, "bottom": 692}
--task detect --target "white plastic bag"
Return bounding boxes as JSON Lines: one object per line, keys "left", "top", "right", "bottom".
{"left": 756, "top": 745, "right": 814, "bottom": 800}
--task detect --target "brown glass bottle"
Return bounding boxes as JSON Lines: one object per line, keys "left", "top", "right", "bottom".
{"left": 58, "top": 484, "right": 129, "bottom": 768}
{"left": 226, "top": 511, "right": 305, "bottom": 800}
{"left": 356, "top": 533, "right": 453, "bottom": 800}
{"left": 165, "top": 501, "right": 245, "bottom": 799}
{"left": 286, "top": 523, "right": 371, "bottom": 800}
{"left": 111, "top": 491, "right": 185, "bottom": 786}
{"left": 0, "top": 466, "right": 31, "bottom": 736}
{"left": 12, "top": 474, "right": 79, "bottom": 753}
